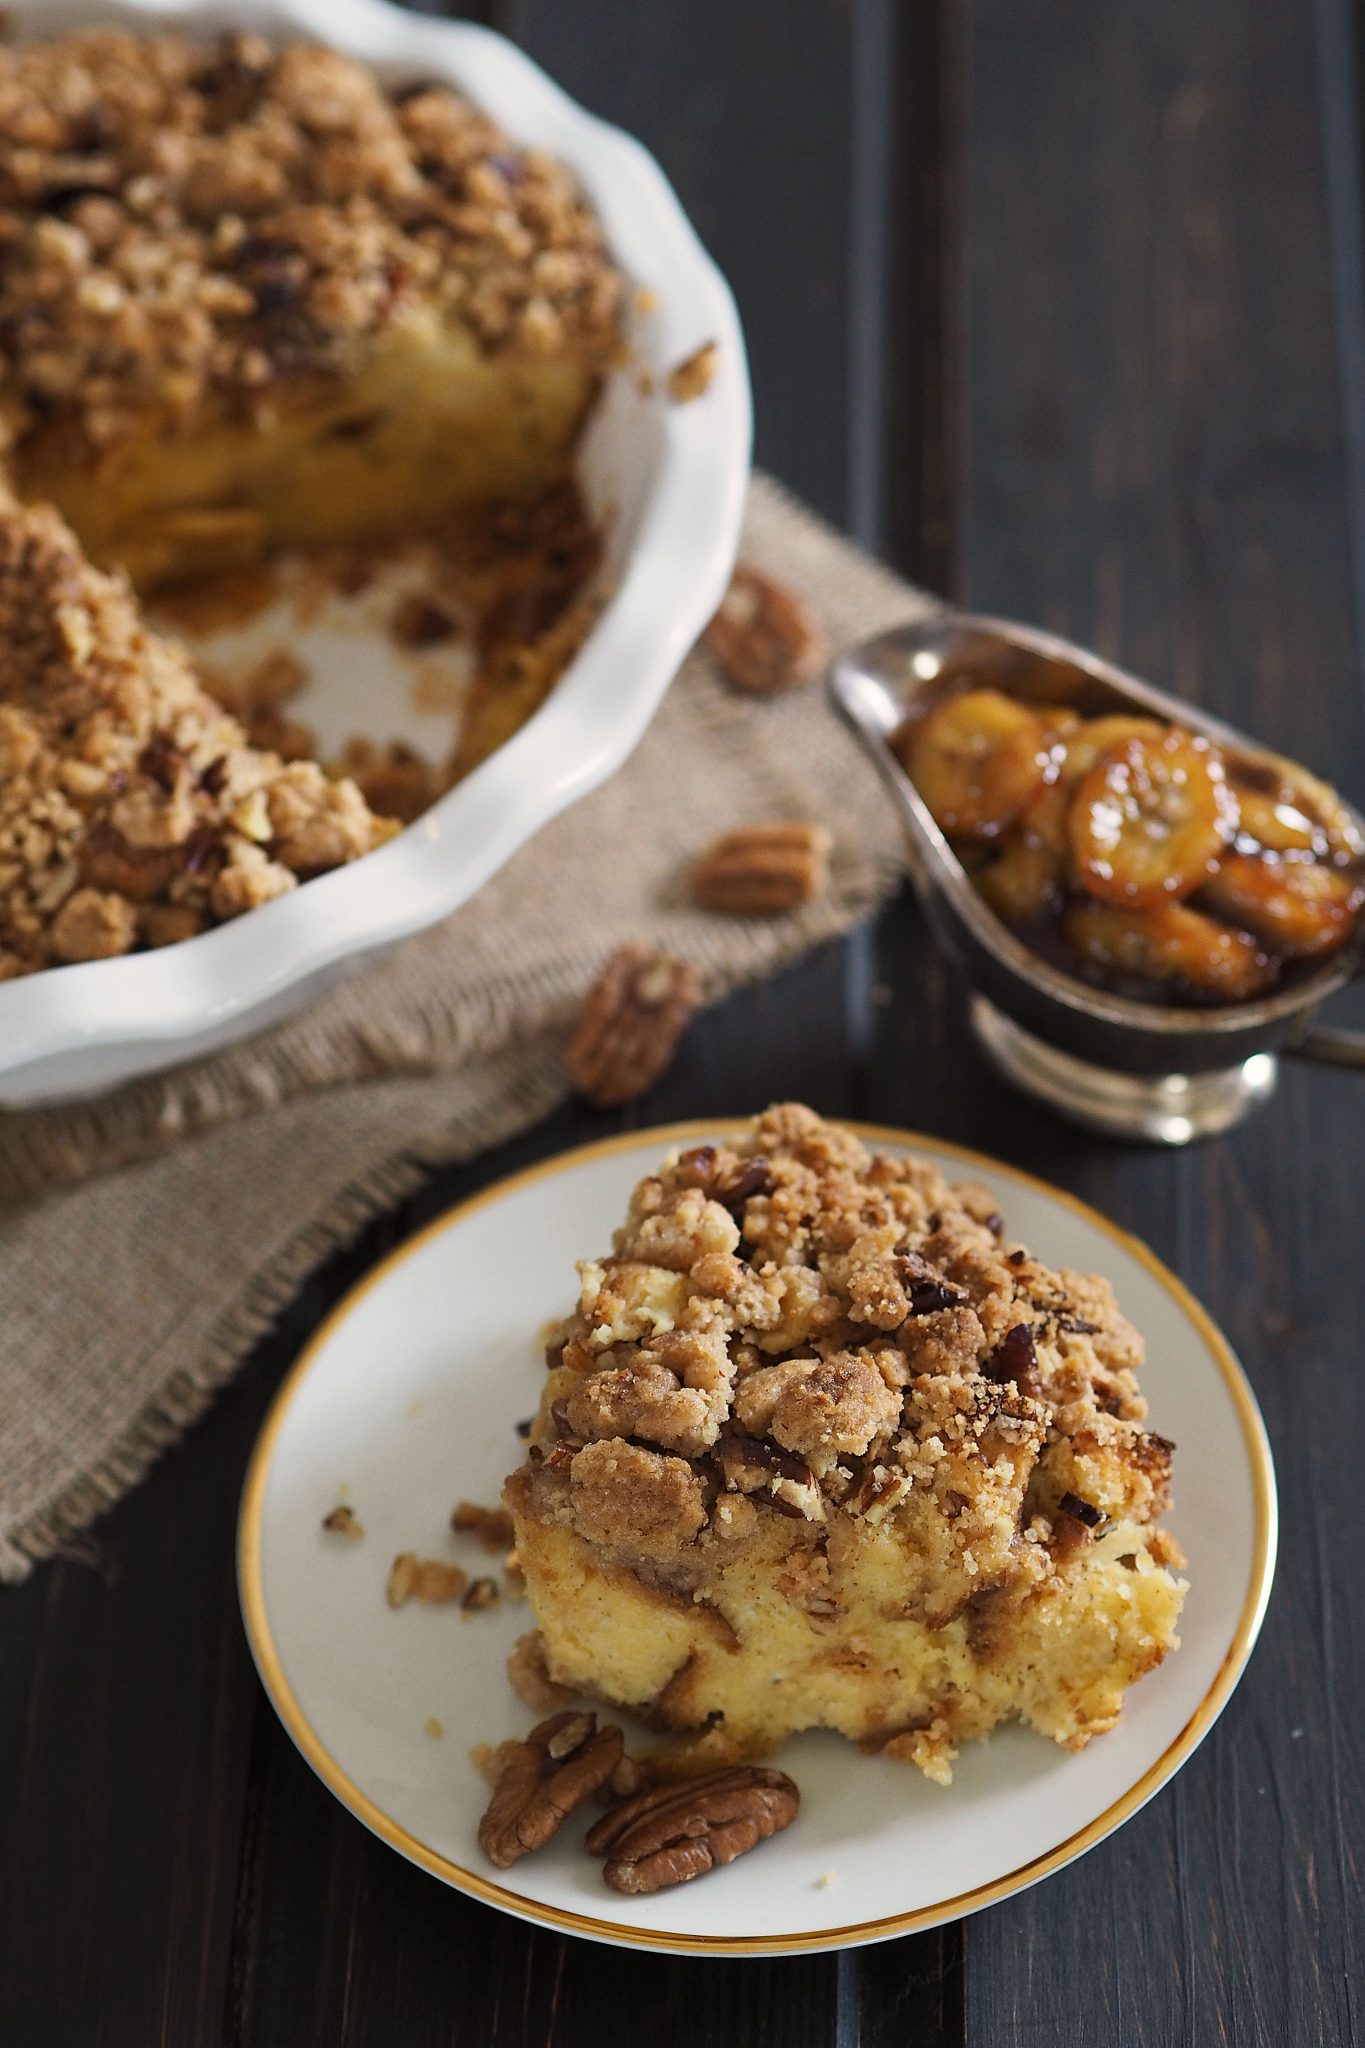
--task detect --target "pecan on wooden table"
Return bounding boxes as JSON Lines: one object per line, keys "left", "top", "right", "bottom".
{"left": 566, "top": 942, "right": 701, "bottom": 1107}
{"left": 688, "top": 821, "right": 832, "bottom": 913}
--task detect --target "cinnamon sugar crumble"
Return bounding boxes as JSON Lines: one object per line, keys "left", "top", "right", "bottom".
{"left": 0, "top": 31, "right": 625, "bottom": 460}
{"left": 0, "top": 499, "right": 394, "bottom": 976}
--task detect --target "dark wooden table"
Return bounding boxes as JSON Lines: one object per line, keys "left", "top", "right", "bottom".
{"left": 4, "top": 1, "right": 1364, "bottom": 2040}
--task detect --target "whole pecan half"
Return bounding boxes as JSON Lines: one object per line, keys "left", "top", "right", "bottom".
{"left": 566, "top": 942, "right": 701, "bottom": 1107}
{"left": 688, "top": 822, "right": 832, "bottom": 915}
{"left": 477, "top": 1710, "right": 624, "bottom": 1869}
{"left": 585, "top": 1765, "right": 800, "bottom": 1894}
{"left": 703, "top": 565, "right": 828, "bottom": 695}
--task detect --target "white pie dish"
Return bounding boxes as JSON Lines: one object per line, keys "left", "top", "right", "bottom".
{"left": 0, "top": 0, "right": 751, "bottom": 1108}
{"left": 238, "top": 1121, "right": 1276, "bottom": 1957}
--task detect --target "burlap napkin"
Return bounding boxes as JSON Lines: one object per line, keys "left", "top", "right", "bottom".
{"left": 0, "top": 474, "right": 938, "bottom": 1579}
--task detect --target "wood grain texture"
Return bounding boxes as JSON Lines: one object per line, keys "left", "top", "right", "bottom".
{"left": 948, "top": 2, "right": 1365, "bottom": 2042}
{"left": 1, "top": 0, "right": 1362, "bottom": 2041}
{"left": 499, "top": 0, "right": 871, "bottom": 531}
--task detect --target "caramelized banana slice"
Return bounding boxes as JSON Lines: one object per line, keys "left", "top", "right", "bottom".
{"left": 1226, "top": 753, "right": 1365, "bottom": 862}
{"left": 1034, "top": 704, "right": 1084, "bottom": 745}
{"left": 974, "top": 835, "right": 1063, "bottom": 924}
{"left": 1069, "top": 728, "right": 1237, "bottom": 906}
{"left": 1065, "top": 901, "right": 1276, "bottom": 1001}
{"left": 1060, "top": 715, "right": 1165, "bottom": 785}
{"left": 904, "top": 688, "right": 1056, "bottom": 841}
{"left": 1200, "top": 853, "right": 1363, "bottom": 958}
{"left": 1015, "top": 777, "right": 1073, "bottom": 856}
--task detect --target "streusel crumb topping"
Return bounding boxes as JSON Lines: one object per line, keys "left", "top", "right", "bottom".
{"left": 0, "top": 498, "right": 391, "bottom": 975}
{"left": 511, "top": 1104, "right": 1173, "bottom": 1590}
{"left": 0, "top": 30, "right": 625, "bottom": 456}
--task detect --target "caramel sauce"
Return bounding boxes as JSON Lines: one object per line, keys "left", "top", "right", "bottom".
{"left": 894, "top": 681, "right": 1365, "bottom": 1008}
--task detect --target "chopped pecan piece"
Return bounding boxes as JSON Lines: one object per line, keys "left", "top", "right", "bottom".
{"left": 850, "top": 1464, "right": 911, "bottom": 1523}
{"left": 461, "top": 1576, "right": 500, "bottom": 1613}
{"left": 981, "top": 1324, "right": 1043, "bottom": 1400}
{"left": 688, "top": 822, "right": 832, "bottom": 915}
{"left": 477, "top": 1711, "right": 624, "bottom": 1869}
{"left": 386, "top": 1554, "right": 467, "bottom": 1606}
{"left": 714, "top": 1435, "right": 825, "bottom": 1521}
{"left": 1057, "top": 1490, "right": 1108, "bottom": 1530}
{"left": 321, "top": 1504, "right": 364, "bottom": 1540}
{"left": 716, "top": 1156, "right": 774, "bottom": 1210}
{"left": 390, "top": 591, "right": 459, "bottom": 648}
{"left": 450, "top": 1500, "right": 516, "bottom": 1552}
{"left": 666, "top": 339, "right": 718, "bottom": 403}
{"left": 566, "top": 942, "right": 702, "bottom": 1107}
{"left": 585, "top": 1765, "right": 799, "bottom": 1894}
{"left": 896, "top": 1250, "right": 969, "bottom": 1317}
{"left": 703, "top": 564, "right": 828, "bottom": 695}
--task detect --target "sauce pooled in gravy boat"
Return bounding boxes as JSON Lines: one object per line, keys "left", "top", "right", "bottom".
{"left": 830, "top": 612, "right": 1365, "bottom": 1141}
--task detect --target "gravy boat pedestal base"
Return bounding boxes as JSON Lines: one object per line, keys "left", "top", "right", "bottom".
{"left": 970, "top": 997, "right": 1280, "bottom": 1144}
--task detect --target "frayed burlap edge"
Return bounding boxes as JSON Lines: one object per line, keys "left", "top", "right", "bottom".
{"left": 0, "top": 469, "right": 929, "bottom": 1579}
{"left": 0, "top": 852, "right": 911, "bottom": 1579}
{"left": 0, "top": 1044, "right": 569, "bottom": 1580}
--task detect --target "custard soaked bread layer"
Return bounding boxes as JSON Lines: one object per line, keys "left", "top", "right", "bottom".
{"left": 0, "top": 32, "right": 625, "bottom": 586}
{"left": 506, "top": 1107, "right": 1186, "bottom": 1784}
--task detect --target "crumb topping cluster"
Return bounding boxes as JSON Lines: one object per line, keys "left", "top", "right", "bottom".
{"left": 0, "top": 30, "right": 625, "bottom": 456}
{"left": 0, "top": 499, "right": 391, "bottom": 976}
{"left": 512, "top": 1105, "right": 1175, "bottom": 1611}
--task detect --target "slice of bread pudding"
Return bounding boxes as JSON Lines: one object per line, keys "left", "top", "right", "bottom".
{"left": 505, "top": 1105, "right": 1186, "bottom": 1783}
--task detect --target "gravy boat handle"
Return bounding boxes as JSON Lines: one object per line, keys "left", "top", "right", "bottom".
{"left": 1288, "top": 1017, "right": 1365, "bottom": 1069}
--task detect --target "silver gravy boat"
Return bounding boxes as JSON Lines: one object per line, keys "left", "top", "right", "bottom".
{"left": 829, "top": 611, "right": 1365, "bottom": 1143}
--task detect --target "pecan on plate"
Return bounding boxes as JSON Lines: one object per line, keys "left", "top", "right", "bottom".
{"left": 450, "top": 1500, "right": 516, "bottom": 1552}
{"left": 386, "top": 1554, "right": 466, "bottom": 1607}
{"left": 703, "top": 565, "right": 828, "bottom": 695}
{"left": 566, "top": 942, "right": 701, "bottom": 1107}
{"left": 666, "top": 339, "right": 718, "bottom": 403}
{"left": 688, "top": 822, "right": 831, "bottom": 915}
{"left": 477, "top": 1711, "right": 624, "bottom": 1869}
{"left": 585, "top": 1765, "right": 800, "bottom": 1894}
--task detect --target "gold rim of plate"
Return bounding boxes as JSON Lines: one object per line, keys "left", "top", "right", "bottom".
{"left": 236, "top": 1119, "right": 1278, "bottom": 1956}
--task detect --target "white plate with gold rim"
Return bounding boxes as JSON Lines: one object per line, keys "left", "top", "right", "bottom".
{"left": 237, "top": 1121, "right": 1276, "bottom": 1956}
